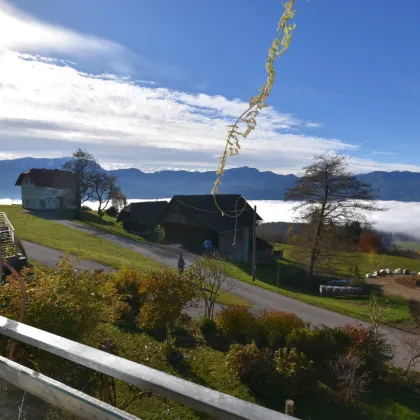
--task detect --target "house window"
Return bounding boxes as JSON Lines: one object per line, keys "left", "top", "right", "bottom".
{"left": 26, "top": 200, "right": 29, "bottom": 205}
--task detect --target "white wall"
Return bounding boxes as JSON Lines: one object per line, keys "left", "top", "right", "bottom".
{"left": 20, "top": 176, "right": 75, "bottom": 210}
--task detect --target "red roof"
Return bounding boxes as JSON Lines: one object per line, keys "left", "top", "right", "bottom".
{"left": 15, "top": 168, "right": 75, "bottom": 188}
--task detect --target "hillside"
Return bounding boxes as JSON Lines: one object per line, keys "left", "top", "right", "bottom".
{"left": 3, "top": 157, "right": 420, "bottom": 201}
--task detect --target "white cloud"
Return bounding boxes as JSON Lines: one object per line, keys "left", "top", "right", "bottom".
{"left": 0, "top": 0, "right": 137, "bottom": 73}
{"left": 349, "top": 157, "right": 420, "bottom": 174}
{"left": 372, "top": 151, "right": 396, "bottom": 156}
{"left": 0, "top": 50, "right": 359, "bottom": 172}
{"left": 0, "top": 49, "right": 417, "bottom": 175}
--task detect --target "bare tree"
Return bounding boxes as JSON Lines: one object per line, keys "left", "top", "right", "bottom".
{"left": 330, "top": 353, "right": 370, "bottom": 406}
{"left": 63, "top": 149, "right": 98, "bottom": 219}
{"left": 402, "top": 335, "right": 420, "bottom": 374}
{"left": 367, "top": 295, "right": 391, "bottom": 341}
{"left": 92, "top": 173, "right": 120, "bottom": 218}
{"left": 285, "top": 153, "right": 382, "bottom": 276}
{"left": 189, "top": 252, "right": 234, "bottom": 319}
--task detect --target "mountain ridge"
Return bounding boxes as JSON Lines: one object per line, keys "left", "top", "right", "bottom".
{"left": 1, "top": 157, "right": 420, "bottom": 202}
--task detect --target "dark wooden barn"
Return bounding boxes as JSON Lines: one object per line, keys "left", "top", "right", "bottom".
{"left": 157, "top": 195, "right": 272, "bottom": 263}
{"left": 117, "top": 201, "right": 168, "bottom": 236}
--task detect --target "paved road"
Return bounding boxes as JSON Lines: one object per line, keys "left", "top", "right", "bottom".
{"left": 23, "top": 219, "right": 418, "bottom": 369}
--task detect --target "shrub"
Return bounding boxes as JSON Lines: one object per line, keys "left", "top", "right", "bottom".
{"left": 197, "top": 317, "right": 217, "bottom": 340}
{"left": 161, "top": 335, "right": 176, "bottom": 361}
{"left": 226, "top": 342, "right": 273, "bottom": 394}
{"left": 138, "top": 268, "right": 198, "bottom": 331}
{"left": 287, "top": 326, "right": 351, "bottom": 364}
{"left": 0, "top": 259, "right": 111, "bottom": 376}
{"left": 344, "top": 323, "right": 394, "bottom": 375}
{"left": 274, "top": 347, "right": 317, "bottom": 396}
{"left": 81, "top": 205, "right": 92, "bottom": 211}
{"left": 105, "top": 206, "right": 118, "bottom": 218}
{"left": 108, "top": 267, "right": 145, "bottom": 328}
{"left": 216, "top": 306, "right": 257, "bottom": 344}
{"left": 257, "top": 310, "right": 305, "bottom": 351}
{"left": 329, "top": 353, "right": 370, "bottom": 406}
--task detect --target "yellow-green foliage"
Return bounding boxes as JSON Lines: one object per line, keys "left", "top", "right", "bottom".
{"left": 138, "top": 268, "right": 198, "bottom": 330}
{"left": 215, "top": 306, "right": 257, "bottom": 343}
{"left": 0, "top": 258, "right": 111, "bottom": 341}
{"left": 213, "top": 0, "right": 297, "bottom": 194}
{"left": 257, "top": 310, "right": 306, "bottom": 350}
{"left": 274, "top": 347, "right": 312, "bottom": 378}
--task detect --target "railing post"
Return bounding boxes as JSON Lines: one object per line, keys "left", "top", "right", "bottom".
{"left": 285, "top": 400, "right": 294, "bottom": 416}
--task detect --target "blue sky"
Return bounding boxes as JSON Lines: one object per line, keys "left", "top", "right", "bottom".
{"left": 0, "top": 0, "right": 419, "bottom": 173}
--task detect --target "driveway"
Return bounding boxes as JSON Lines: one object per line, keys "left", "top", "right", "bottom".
{"left": 23, "top": 219, "right": 418, "bottom": 370}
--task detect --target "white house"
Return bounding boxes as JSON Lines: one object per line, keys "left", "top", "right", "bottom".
{"left": 15, "top": 168, "right": 76, "bottom": 211}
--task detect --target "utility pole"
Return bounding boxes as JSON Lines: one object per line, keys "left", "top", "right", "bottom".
{"left": 252, "top": 205, "right": 256, "bottom": 281}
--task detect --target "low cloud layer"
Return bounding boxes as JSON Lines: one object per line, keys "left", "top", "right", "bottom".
{"left": 248, "top": 200, "right": 420, "bottom": 240}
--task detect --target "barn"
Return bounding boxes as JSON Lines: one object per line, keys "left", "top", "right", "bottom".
{"left": 117, "top": 201, "right": 168, "bottom": 236}
{"left": 158, "top": 195, "right": 272, "bottom": 263}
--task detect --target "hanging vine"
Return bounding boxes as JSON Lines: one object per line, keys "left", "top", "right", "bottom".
{"left": 212, "top": 0, "right": 297, "bottom": 195}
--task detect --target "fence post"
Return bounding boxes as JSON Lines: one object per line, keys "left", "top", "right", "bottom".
{"left": 285, "top": 399, "right": 294, "bottom": 416}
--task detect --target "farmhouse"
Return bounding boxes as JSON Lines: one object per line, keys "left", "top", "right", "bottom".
{"left": 15, "top": 168, "right": 76, "bottom": 211}
{"left": 117, "top": 201, "right": 169, "bottom": 236}
{"left": 157, "top": 194, "right": 272, "bottom": 263}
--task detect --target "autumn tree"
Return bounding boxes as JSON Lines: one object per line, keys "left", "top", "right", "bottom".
{"left": 63, "top": 149, "right": 99, "bottom": 219}
{"left": 285, "top": 153, "right": 381, "bottom": 276}
{"left": 92, "top": 172, "right": 120, "bottom": 218}
{"left": 138, "top": 268, "right": 198, "bottom": 340}
{"left": 358, "top": 231, "right": 383, "bottom": 254}
{"left": 189, "top": 252, "right": 234, "bottom": 319}
{"left": 286, "top": 225, "right": 295, "bottom": 244}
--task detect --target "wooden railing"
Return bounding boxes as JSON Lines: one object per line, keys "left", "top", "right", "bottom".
{"left": 0, "top": 316, "right": 297, "bottom": 420}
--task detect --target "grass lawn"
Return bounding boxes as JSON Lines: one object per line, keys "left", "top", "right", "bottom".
{"left": 76, "top": 322, "right": 420, "bottom": 420}
{"left": 396, "top": 241, "right": 420, "bottom": 252}
{"left": 221, "top": 243, "right": 420, "bottom": 328}
{"left": 0, "top": 205, "right": 250, "bottom": 308}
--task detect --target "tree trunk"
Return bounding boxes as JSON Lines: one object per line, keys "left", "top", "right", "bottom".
{"left": 308, "top": 221, "right": 322, "bottom": 276}
{"left": 75, "top": 172, "right": 82, "bottom": 219}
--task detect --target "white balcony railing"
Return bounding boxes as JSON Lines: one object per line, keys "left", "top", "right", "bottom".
{"left": 0, "top": 316, "right": 297, "bottom": 420}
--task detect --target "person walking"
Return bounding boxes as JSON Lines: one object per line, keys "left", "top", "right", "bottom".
{"left": 177, "top": 253, "right": 185, "bottom": 274}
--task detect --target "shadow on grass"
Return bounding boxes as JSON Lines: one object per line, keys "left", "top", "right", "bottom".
{"left": 231, "top": 258, "right": 385, "bottom": 299}
{"left": 79, "top": 210, "right": 115, "bottom": 226}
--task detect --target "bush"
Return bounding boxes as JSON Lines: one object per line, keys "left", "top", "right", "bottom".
{"left": 329, "top": 353, "right": 370, "bottom": 406}
{"left": 108, "top": 267, "right": 145, "bottom": 328}
{"left": 0, "top": 258, "right": 111, "bottom": 376}
{"left": 105, "top": 206, "right": 118, "bottom": 218}
{"left": 344, "top": 324, "right": 394, "bottom": 375}
{"left": 274, "top": 347, "right": 317, "bottom": 396}
{"left": 216, "top": 306, "right": 257, "bottom": 344}
{"left": 287, "top": 326, "right": 351, "bottom": 364}
{"left": 226, "top": 341, "right": 273, "bottom": 394}
{"left": 138, "top": 268, "right": 198, "bottom": 331}
{"left": 197, "top": 317, "right": 217, "bottom": 340}
{"left": 257, "top": 310, "right": 305, "bottom": 351}
{"left": 81, "top": 205, "right": 92, "bottom": 211}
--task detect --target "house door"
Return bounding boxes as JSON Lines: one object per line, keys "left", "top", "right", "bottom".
{"left": 40, "top": 199, "right": 46, "bottom": 210}
{"left": 59, "top": 197, "right": 65, "bottom": 209}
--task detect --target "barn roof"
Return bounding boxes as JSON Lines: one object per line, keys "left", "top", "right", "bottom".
{"left": 117, "top": 201, "right": 169, "bottom": 227}
{"left": 164, "top": 195, "right": 262, "bottom": 233}
{"left": 15, "top": 168, "right": 75, "bottom": 188}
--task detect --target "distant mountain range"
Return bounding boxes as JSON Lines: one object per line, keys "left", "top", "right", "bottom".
{"left": 2, "top": 157, "right": 420, "bottom": 202}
